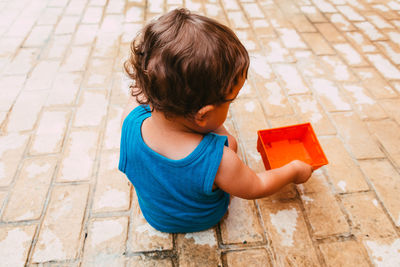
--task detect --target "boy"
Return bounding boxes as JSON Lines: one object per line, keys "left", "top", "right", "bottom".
{"left": 119, "top": 8, "right": 313, "bottom": 233}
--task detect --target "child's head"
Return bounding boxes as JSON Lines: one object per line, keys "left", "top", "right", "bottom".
{"left": 124, "top": 8, "right": 249, "bottom": 120}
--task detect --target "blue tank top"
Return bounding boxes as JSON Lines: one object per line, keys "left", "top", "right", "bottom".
{"left": 119, "top": 105, "right": 230, "bottom": 233}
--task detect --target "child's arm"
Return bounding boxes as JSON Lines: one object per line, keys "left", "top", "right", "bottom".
{"left": 214, "top": 147, "right": 313, "bottom": 199}
{"left": 213, "top": 125, "right": 238, "bottom": 153}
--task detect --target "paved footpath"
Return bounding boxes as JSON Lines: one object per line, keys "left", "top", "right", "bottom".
{"left": 0, "top": 0, "right": 400, "bottom": 266}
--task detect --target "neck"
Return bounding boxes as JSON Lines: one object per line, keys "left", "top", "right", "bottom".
{"left": 149, "top": 110, "right": 200, "bottom": 135}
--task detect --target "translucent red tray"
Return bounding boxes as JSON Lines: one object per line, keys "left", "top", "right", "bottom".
{"left": 257, "top": 123, "right": 328, "bottom": 170}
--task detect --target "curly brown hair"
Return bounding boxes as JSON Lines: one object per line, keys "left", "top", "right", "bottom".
{"left": 124, "top": 8, "right": 249, "bottom": 118}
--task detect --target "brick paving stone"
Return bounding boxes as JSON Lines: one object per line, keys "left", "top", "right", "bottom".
{"left": 127, "top": 256, "right": 173, "bottom": 267}
{"left": 176, "top": 228, "right": 221, "bottom": 266}
{"left": 312, "top": 0, "right": 337, "bottom": 13}
{"left": 277, "top": 28, "right": 308, "bottom": 49}
{"left": 60, "top": 46, "right": 91, "bottom": 72}
{"left": 363, "top": 238, "right": 400, "bottom": 267}
{"left": 73, "top": 24, "right": 98, "bottom": 46}
{"left": 364, "top": 12, "right": 395, "bottom": 29}
{"left": 82, "top": 58, "right": 114, "bottom": 89}
{"left": 37, "top": 7, "right": 63, "bottom": 25}
{"left": 4, "top": 90, "right": 48, "bottom": 132}
{"left": 31, "top": 184, "right": 90, "bottom": 263}
{"left": 302, "top": 32, "right": 335, "bottom": 55}
{"left": 380, "top": 99, "right": 400, "bottom": 124}
{"left": 310, "top": 78, "right": 352, "bottom": 112}
{"left": 0, "top": 37, "right": 24, "bottom": 57}
{"left": 2, "top": 156, "right": 56, "bottom": 222}
{"left": 257, "top": 81, "right": 294, "bottom": 117}
{"left": 326, "top": 13, "right": 356, "bottom": 31}
{"left": 251, "top": 19, "right": 276, "bottom": 38}
{"left": 3, "top": 48, "right": 39, "bottom": 75}
{"left": 259, "top": 38, "right": 294, "bottom": 63}
{"left": 300, "top": 6, "right": 328, "bottom": 23}
{"left": 367, "top": 119, "right": 400, "bottom": 168}
{"left": 295, "top": 51, "right": 327, "bottom": 78}
{"left": 126, "top": 6, "right": 144, "bottom": 22}
{"left": 375, "top": 41, "right": 400, "bottom": 64}
{"left": 331, "top": 112, "right": 384, "bottom": 159}
{"left": 129, "top": 194, "right": 173, "bottom": 252}
{"left": 290, "top": 95, "right": 336, "bottom": 135}
{"left": 257, "top": 200, "right": 320, "bottom": 266}
{"left": 366, "top": 53, "right": 400, "bottom": 80}
{"left": 353, "top": 67, "right": 398, "bottom": 99}
{"left": 289, "top": 14, "right": 317, "bottom": 32}
{"left": 74, "top": 90, "right": 108, "bottom": 127}
{"left": 82, "top": 217, "right": 128, "bottom": 266}
{"left": 359, "top": 159, "right": 400, "bottom": 227}
{"left": 319, "top": 55, "right": 358, "bottom": 81}
{"left": 57, "top": 128, "right": 99, "bottom": 182}
{"left": 341, "top": 83, "right": 387, "bottom": 120}
{"left": 65, "top": 0, "right": 87, "bottom": 15}
{"left": 268, "top": 116, "right": 299, "bottom": 129}
{"left": 25, "top": 60, "right": 60, "bottom": 91}
{"left": 355, "top": 21, "right": 387, "bottom": 41}
{"left": 55, "top": 16, "right": 80, "bottom": 35}
{"left": 234, "top": 30, "right": 260, "bottom": 52}
{"left": 333, "top": 43, "right": 369, "bottom": 66}
{"left": 103, "top": 105, "right": 123, "bottom": 150}
{"left": 23, "top": 25, "right": 53, "bottom": 47}
{"left": 344, "top": 31, "right": 378, "bottom": 53}
{"left": 29, "top": 110, "right": 70, "bottom": 155}
{"left": 82, "top": 7, "right": 104, "bottom": 24}
{"left": 43, "top": 35, "right": 72, "bottom": 59}
{"left": 220, "top": 197, "right": 264, "bottom": 244}
{"left": 249, "top": 53, "right": 275, "bottom": 81}
{"left": 320, "top": 137, "right": 369, "bottom": 193}
{"left": 341, "top": 192, "right": 398, "bottom": 239}
{"left": 319, "top": 240, "right": 371, "bottom": 267}
{"left": 337, "top": 5, "right": 365, "bottom": 21}
{"left": 297, "top": 171, "right": 349, "bottom": 237}
{"left": 227, "top": 11, "right": 250, "bottom": 29}
{"left": 243, "top": 140, "right": 267, "bottom": 174}
{"left": 237, "top": 80, "right": 258, "bottom": 99}
{"left": 92, "top": 151, "right": 130, "bottom": 213}
{"left": 315, "top": 23, "right": 346, "bottom": 43}
{"left": 93, "top": 33, "right": 120, "bottom": 58}
{"left": 263, "top": 8, "right": 293, "bottom": 29}
{"left": 106, "top": 0, "right": 124, "bottom": 14}
{"left": 225, "top": 248, "right": 272, "bottom": 267}
{"left": 0, "top": 75, "right": 26, "bottom": 111}
{"left": 372, "top": 5, "right": 400, "bottom": 20}
{"left": 231, "top": 99, "right": 268, "bottom": 143}
{"left": 0, "top": 190, "right": 6, "bottom": 212}
{"left": 385, "top": 30, "right": 400, "bottom": 44}
{"left": 46, "top": 72, "right": 83, "bottom": 106}
{"left": 274, "top": 64, "right": 310, "bottom": 94}
{"left": 242, "top": 3, "right": 265, "bottom": 19}
{"left": 0, "top": 225, "right": 37, "bottom": 267}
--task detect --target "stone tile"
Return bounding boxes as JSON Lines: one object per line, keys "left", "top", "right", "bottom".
{"left": 3, "top": 48, "right": 39, "bottom": 75}
{"left": 353, "top": 67, "right": 397, "bottom": 99}
{"left": 127, "top": 256, "right": 173, "bottom": 267}
{"left": 129, "top": 195, "right": 173, "bottom": 252}
{"left": 333, "top": 43, "right": 368, "bottom": 66}
{"left": 259, "top": 38, "right": 294, "bottom": 63}
{"left": 234, "top": 30, "right": 260, "bottom": 52}
{"left": 93, "top": 32, "right": 120, "bottom": 58}
{"left": 126, "top": 6, "right": 144, "bottom": 22}
{"left": 341, "top": 192, "right": 397, "bottom": 239}
{"left": 251, "top": 19, "right": 276, "bottom": 38}
{"left": 225, "top": 248, "right": 271, "bottom": 266}
{"left": 345, "top": 31, "right": 378, "bottom": 53}
{"left": 2, "top": 157, "right": 56, "bottom": 222}
{"left": 295, "top": 51, "right": 326, "bottom": 78}
{"left": 83, "top": 58, "right": 114, "bottom": 89}
{"left": 248, "top": 53, "right": 274, "bottom": 81}
{"left": 4, "top": 90, "right": 48, "bottom": 132}
{"left": 82, "top": 7, "right": 104, "bottom": 24}
{"left": 73, "top": 90, "right": 108, "bottom": 127}
{"left": 297, "top": 171, "right": 349, "bottom": 237}
{"left": 82, "top": 217, "right": 128, "bottom": 266}
{"left": 319, "top": 55, "right": 358, "bottom": 81}
{"left": 23, "top": 25, "right": 53, "bottom": 47}
{"left": 302, "top": 32, "right": 335, "bottom": 55}
{"left": 0, "top": 191, "right": 7, "bottom": 212}
{"left": 326, "top": 13, "right": 356, "bottom": 31}
{"left": 257, "top": 200, "right": 320, "bottom": 266}
{"left": 103, "top": 105, "right": 123, "bottom": 150}
{"left": 386, "top": 30, "right": 400, "bottom": 45}
{"left": 220, "top": 197, "right": 264, "bottom": 244}
{"left": 274, "top": 64, "right": 310, "bottom": 95}
{"left": 289, "top": 14, "right": 317, "bottom": 32}
{"left": 319, "top": 240, "right": 370, "bottom": 267}
{"left": 290, "top": 95, "right": 336, "bottom": 135}
{"left": 319, "top": 137, "right": 369, "bottom": 193}
{"left": 266, "top": 8, "right": 292, "bottom": 29}
{"left": 367, "top": 120, "right": 400, "bottom": 168}
{"left": 359, "top": 159, "right": 400, "bottom": 227}
{"left": 310, "top": 78, "right": 352, "bottom": 112}
{"left": 380, "top": 99, "right": 400, "bottom": 124}
{"left": 57, "top": 128, "right": 99, "bottom": 182}
{"left": 25, "top": 60, "right": 60, "bottom": 91}
{"left": 332, "top": 112, "right": 384, "bottom": 159}
{"left": 375, "top": 41, "right": 400, "bottom": 64}
{"left": 92, "top": 151, "right": 130, "bottom": 213}
{"left": 341, "top": 83, "right": 387, "bottom": 120}
{"left": 30, "top": 110, "right": 70, "bottom": 155}
{"left": 231, "top": 99, "right": 267, "bottom": 143}
{"left": 277, "top": 28, "right": 308, "bottom": 49}
{"left": 106, "top": 0, "right": 125, "bottom": 14}
{"left": 242, "top": 3, "right": 265, "bottom": 19}
{"left": 55, "top": 15, "right": 80, "bottom": 35}
{"left": 65, "top": 0, "right": 87, "bottom": 15}
{"left": 0, "top": 225, "right": 36, "bottom": 267}
{"left": 337, "top": 5, "right": 365, "bottom": 21}
{"left": 354, "top": 21, "right": 387, "bottom": 41}
{"left": 364, "top": 13, "right": 395, "bottom": 29}
{"left": 31, "top": 184, "right": 90, "bottom": 263}
{"left": 43, "top": 34, "right": 72, "bottom": 59}
{"left": 315, "top": 23, "right": 346, "bottom": 43}
{"left": 46, "top": 72, "right": 83, "bottom": 106}
{"left": 60, "top": 46, "right": 91, "bottom": 72}
{"left": 73, "top": 24, "right": 98, "bottom": 45}
{"left": 0, "top": 133, "right": 29, "bottom": 187}
{"left": 0, "top": 75, "right": 26, "bottom": 111}
{"left": 268, "top": 116, "right": 299, "bottom": 129}
{"left": 221, "top": 0, "right": 239, "bottom": 11}
{"left": 313, "top": 0, "right": 337, "bottom": 13}
{"left": 237, "top": 80, "right": 257, "bottom": 99}
{"left": 37, "top": 7, "right": 63, "bottom": 25}
{"left": 227, "top": 11, "right": 249, "bottom": 29}
{"left": 257, "top": 81, "right": 294, "bottom": 117}
{"left": 363, "top": 238, "right": 400, "bottom": 267}
{"left": 300, "top": 6, "right": 327, "bottom": 23}
{"left": 0, "top": 37, "right": 24, "bottom": 57}
{"left": 176, "top": 229, "right": 221, "bottom": 266}
{"left": 371, "top": 4, "right": 399, "bottom": 20}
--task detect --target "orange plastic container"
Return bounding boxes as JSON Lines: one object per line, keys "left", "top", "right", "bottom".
{"left": 257, "top": 123, "right": 328, "bottom": 170}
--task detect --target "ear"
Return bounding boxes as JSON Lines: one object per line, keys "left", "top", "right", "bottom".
{"left": 194, "top": 105, "right": 215, "bottom": 127}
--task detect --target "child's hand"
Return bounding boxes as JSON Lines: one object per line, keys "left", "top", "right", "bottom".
{"left": 290, "top": 160, "right": 313, "bottom": 184}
